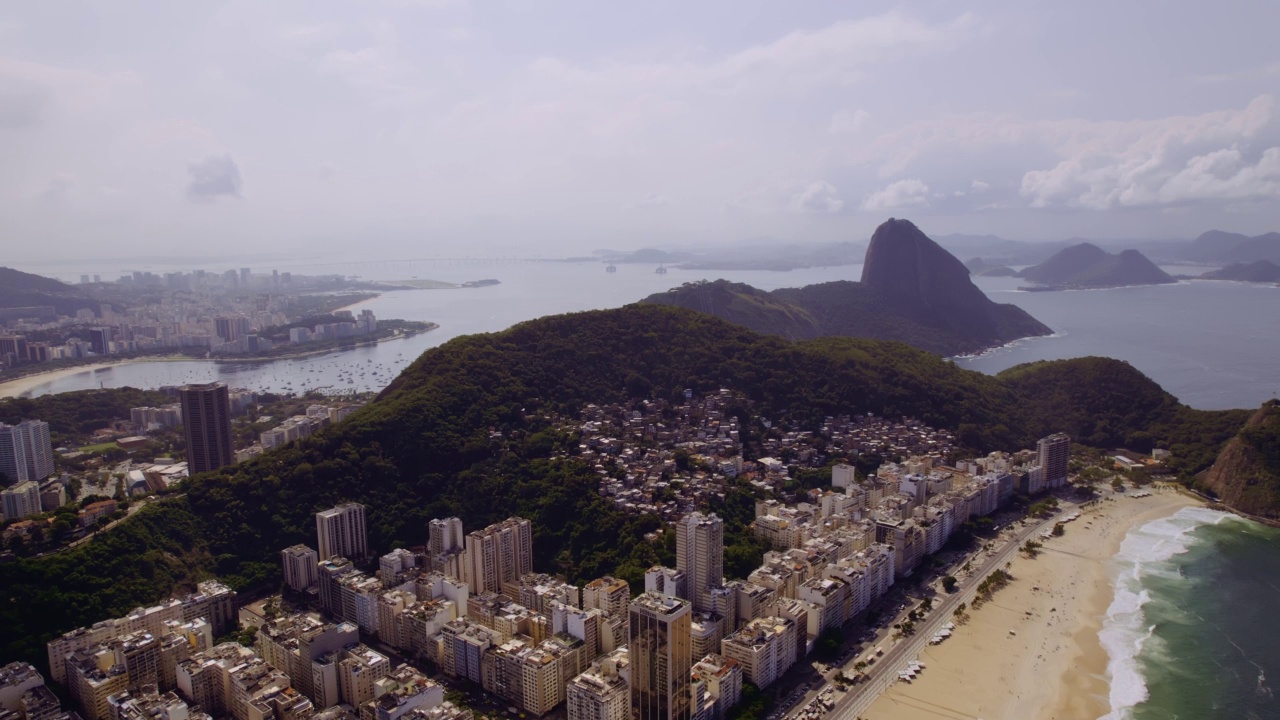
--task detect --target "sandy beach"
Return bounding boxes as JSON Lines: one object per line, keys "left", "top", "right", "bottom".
{"left": 0, "top": 360, "right": 150, "bottom": 399}
{"left": 863, "top": 486, "right": 1199, "bottom": 720}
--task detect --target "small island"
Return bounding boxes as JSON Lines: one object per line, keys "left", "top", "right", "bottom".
{"left": 964, "top": 257, "right": 1018, "bottom": 277}
{"left": 1197, "top": 260, "right": 1280, "bottom": 284}
{"left": 1016, "top": 243, "right": 1176, "bottom": 290}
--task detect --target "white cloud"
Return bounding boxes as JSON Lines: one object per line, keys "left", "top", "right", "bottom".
{"left": 970, "top": 179, "right": 990, "bottom": 193}
{"left": 791, "top": 181, "right": 844, "bottom": 213}
{"left": 862, "top": 179, "right": 929, "bottom": 211}
{"left": 829, "top": 108, "right": 869, "bottom": 134}
{"left": 1019, "top": 95, "right": 1279, "bottom": 209}
{"left": 186, "top": 154, "right": 243, "bottom": 202}
{"left": 1157, "top": 146, "right": 1280, "bottom": 204}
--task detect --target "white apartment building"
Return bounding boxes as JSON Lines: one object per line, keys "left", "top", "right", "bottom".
{"left": 317, "top": 503, "right": 369, "bottom": 561}
{"left": 463, "top": 517, "right": 532, "bottom": 595}
{"left": 282, "top": 545, "right": 319, "bottom": 592}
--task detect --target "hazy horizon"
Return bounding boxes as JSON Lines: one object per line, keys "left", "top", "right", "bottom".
{"left": 3, "top": 1, "right": 1279, "bottom": 262}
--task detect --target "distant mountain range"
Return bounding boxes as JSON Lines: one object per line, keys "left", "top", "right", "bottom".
{"left": 937, "top": 230, "right": 1280, "bottom": 267}
{"left": 594, "top": 228, "right": 1280, "bottom": 272}
{"left": 640, "top": 218, "right": 1051, "bottom": 356}
{"left": 0, "top": 267, "right": 103, "bottom": 318}
{"left": 963, "top": 257, "right": 1017, "bottom": 277}
{"left": 1016, "top": 244, "right": 1176, "bottom": 290}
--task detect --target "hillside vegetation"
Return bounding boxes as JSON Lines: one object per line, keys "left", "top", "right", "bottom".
{"left": 0, "top": 388, "right": 174, "bottom": 446}
{"left": 0, "top": 304, "right": 1249, "bottom": 668}
{"left": 0, "top": 267, "right": 104, "bottom": 316}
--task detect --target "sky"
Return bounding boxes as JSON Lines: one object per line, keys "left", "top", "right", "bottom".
{"left": 2, "top": 0, "right": 1279, "bottom": 261}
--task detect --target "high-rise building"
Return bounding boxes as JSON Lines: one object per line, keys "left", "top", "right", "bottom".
{"left": 567, "top": 657, "right": 629, "bottom": 720}
{"left": 0, "top": 336, "right": 28, "bottom": 366}
{"left": 214, "top": 317, "right": 252, "bottom": 344}
{"left": 1, "top": 481, "right": 42, "bottom": 521}
{"left": 0, "top": 661, "right": 45, "bottom": 713}
{"left": 430, "top": 517, "right": 465, "bottom": 555}
{"left": 89, "top": 328, "right": 112, "bottom": 355}
{"left": 830, "top": 464, "right": 857, "bottom": 489}
{"left": 179, "top": 384, "right": 234, "bottom": 475}
{"left": 464, "top": 517, "right": 533, "bottom": 595}
{"left": 0, "top": 420, "right": 53, "bottom": 483}
{"left": 429, "top": 517, "right": 465, "bottom": 579}
{"left": 629, "top": 592, "right": 692, "bottom": 720}
{"left": 1038, "top": 433, "right": 1071, "bottom": 489}
{"left": 583, "top": 577, "right": 631, "bottom": 619}
{"left": 720, "top": 616, "right": 798, "bottom": 689}
{"left": 675, "top": 512, "right": 723, "bottom": 612}
{"left": 316, "top": 503, "right": 369, "bottom": 561}
{"left": 282, "top": 545, "right": 320, "bottom": 592}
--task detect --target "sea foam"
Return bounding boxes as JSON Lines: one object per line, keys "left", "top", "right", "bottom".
{"left": 1099, "top": 506, "right": 1234, "bottom": 720}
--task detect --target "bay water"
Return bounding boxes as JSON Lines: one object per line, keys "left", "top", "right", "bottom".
{"left": 11, "top": 261, "right": 1280, "bottom": 411}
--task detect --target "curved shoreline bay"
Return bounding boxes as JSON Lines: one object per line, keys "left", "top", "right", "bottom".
{"left": 3, "top": 263, "right": 1277, "bottom": 409}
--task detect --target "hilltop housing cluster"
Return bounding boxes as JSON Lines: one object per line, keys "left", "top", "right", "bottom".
{"left": 24, "top": 386, "right": 1072, "bottom": 720}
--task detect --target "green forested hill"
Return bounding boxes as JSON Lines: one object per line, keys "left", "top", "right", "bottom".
{"left": 0, "top": 388, "right": 173, "bottom": 446}
{"left": 0, "top": 267, "right": 104, "bottom": 316}
{"left": 0, "top": 304, "right": 1248, "bottom": 667}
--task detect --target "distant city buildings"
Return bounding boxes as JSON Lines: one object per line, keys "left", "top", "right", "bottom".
{"left": 179, "top": 383, "right": 234, "bottom": 475}
{"left": 0, "top": 267, "right": 387, "bottom": 369}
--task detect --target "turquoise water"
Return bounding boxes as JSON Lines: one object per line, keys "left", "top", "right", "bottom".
{"left": 1104, "top": 508, "right": 1280, "bottom": 719}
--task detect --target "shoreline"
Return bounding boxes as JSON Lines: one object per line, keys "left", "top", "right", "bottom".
{"left": 864, "top": 486, "right": 1199, "bottom": 720}
{"left": 0, "top": 359, "right": 154, "bottom": 399}
{"left": 0, "top": 326, "right": 435, "bottom": 399}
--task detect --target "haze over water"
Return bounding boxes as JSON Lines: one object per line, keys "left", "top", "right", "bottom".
{"left": 12, "top": 260, "right": 1280, "bottom": 411}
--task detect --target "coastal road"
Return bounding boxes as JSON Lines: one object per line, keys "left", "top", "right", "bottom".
{"left": 823, "top": 505, "right": 1071, "bottom": 720}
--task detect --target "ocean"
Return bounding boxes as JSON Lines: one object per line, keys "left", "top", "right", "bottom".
{"left": 1104, "top": 507, "right": 1280, "bottom": 720}
{"left": 9, "top": 261, "right": 1280, "bottom": 410}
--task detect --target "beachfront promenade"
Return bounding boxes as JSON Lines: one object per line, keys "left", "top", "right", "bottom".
{"left": 824, "top": 505, "right": 1071, "bottom": 720}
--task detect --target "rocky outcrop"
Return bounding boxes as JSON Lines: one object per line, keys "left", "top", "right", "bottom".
{"left": 642, "top": 218, "right": 1051, "bottom": 356}
{"left": 1201, "top": 401, "right": 1280, "bottom": 519}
